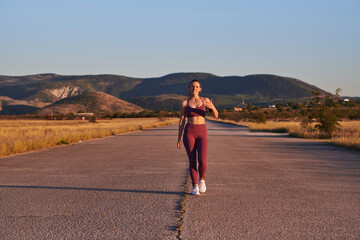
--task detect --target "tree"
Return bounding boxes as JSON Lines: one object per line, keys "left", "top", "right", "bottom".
{"left": 314, "top": 107, "right": 341, "bottom": 136}
{"left": 276, "top": 102, "right": 284, "bottom": 112}
{"left": 247, "top": 102, "right": 253, "bottom": 111}
{"left": 254, "top": 106, "right": 261, "bottom": 111}
{"left": 310, "top": 90, "right": 321, "bottom": 107}
{"left": 300, "top": 90, "right": 342, "bottom": 137}
{"left": 253, "top": 111, "right": 266, "bottom": 123}
{"left": 325, "top": 93, "right": 335, "bottom": 107}
{"left": 310, "top": 90, "right": 341, "bottom": 137}
{"left": 293, "top": 103, "right": 303, "bottom": 110}
{"left": 335, "top": 88, "right": 342, "bottom": 101}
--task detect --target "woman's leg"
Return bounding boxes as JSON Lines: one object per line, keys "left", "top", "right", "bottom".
{"left": 197, "top": 125, "right": 208, "bottom": 180}
{"left": 183, "top": 124, "right": 198, "bottom": 186}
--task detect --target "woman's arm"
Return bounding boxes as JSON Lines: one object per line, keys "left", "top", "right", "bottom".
{"left": 204, "top": 98, "right": 218, "bottom": 118}
{"left": 177, "top": 100, "right": 187, "bottom": 149}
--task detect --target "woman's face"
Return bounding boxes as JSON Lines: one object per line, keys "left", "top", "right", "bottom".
{"left": 189, "top": 81, "right": 201, "bottom": 96}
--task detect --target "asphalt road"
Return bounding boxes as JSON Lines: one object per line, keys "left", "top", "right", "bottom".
{"left": 1, "top": 121, "right": 359, "bottom": 239}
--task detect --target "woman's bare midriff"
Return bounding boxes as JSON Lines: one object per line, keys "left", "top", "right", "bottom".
{"left": 187, "top": 116, "right": 205, "bottom": 125}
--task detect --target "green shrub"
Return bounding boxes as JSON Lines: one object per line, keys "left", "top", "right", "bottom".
{"left": 314, "top": 107, "right": 341, "bottom": 137}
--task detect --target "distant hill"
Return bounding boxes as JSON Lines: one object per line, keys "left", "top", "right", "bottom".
{"left": 124, "top": 73, "right": 323, "bottom": 108}
{"left": 127, "top": 94, "right": 187, "bottom": 111}
{"left": 0, "top": 96, "right": 49, "bottom": 115}
{"left": 0, "top": 74, "right": 141, "bottom": 102}
{"left": 120, "top": 73, "right": 320, "bottom": 99}
{"left": 35, "top": 91, "right": 145, "bottom": 115}
{"left": 0, "top": 72, "right": 328, "bottom": 111}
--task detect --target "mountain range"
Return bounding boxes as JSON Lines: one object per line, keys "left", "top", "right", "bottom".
{"left": 0, "top": 72, "right": 325, "bottom": 114}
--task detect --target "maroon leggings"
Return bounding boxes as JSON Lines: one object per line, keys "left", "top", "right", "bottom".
{"left": 183, "top": 123, "right": 208, "bottom": 186}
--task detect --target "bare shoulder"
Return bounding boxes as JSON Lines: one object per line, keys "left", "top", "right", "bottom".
{"left": 202, "top": 97, "right": 211, "bottom": 103}
{"left": 181, "top": 100, "right": 188, "bottom": 108}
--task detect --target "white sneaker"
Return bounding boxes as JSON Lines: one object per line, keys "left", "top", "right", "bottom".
{"left": 199, "top": 180, "right": 206, "bottom": 193}
{"left": 192, "top": 186, "right": 200, "bottom": 195}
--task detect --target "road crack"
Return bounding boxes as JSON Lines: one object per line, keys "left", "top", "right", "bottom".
{"left": 176, "top": 174, "right": 190, "bottom": 240}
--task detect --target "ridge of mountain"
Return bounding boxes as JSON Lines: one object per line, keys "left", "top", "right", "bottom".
{"left": 35, "top": 91, "right": 145, "bottom": 115}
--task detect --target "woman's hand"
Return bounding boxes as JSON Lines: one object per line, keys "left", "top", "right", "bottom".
{"left": 177, "top": 139, "right": 182, "bottom": 150}
{"left": 204, "top": 98, "right": 215, "bottom": 111}
{"left": 203, "top": 97, "right": 218, "bottom": 118}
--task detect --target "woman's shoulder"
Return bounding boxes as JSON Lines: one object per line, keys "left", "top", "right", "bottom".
{"left": 181, "top": 99, "right": 188, "bottom": 107}
{"left": 201, "top": 97, "right": 211, "bottom": 103}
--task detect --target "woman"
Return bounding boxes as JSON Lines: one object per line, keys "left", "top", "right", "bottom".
{"left": 177, "top": 79, "right": 218, "bottom": 195}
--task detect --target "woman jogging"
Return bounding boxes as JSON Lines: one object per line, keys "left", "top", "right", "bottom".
{"left": 177, "top": 79, "right": 218, "bottom": 195}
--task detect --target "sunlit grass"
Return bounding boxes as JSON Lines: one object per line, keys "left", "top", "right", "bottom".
{"left": 330, "top": 121, "right": 360, "bottom": 150}
{"left": 0, "top": 118, "right": 177, "bottom": 157}
{"left": 208, "top": 117, "right": 360, "bottom": 151}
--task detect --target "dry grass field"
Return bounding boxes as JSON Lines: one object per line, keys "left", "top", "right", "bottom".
{"left": 0, "top": 118, "right": 178, "bottom": 157}
{"left": 208, "top": 117, "right": 360, "bottom": 151}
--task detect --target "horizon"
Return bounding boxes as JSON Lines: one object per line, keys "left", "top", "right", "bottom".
{"left": 1, "top": 0, "right": 359, "bottom": 96}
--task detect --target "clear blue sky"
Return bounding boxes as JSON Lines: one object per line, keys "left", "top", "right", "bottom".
{"left": 1, "top": 0, "right": 359, "bottom": 96}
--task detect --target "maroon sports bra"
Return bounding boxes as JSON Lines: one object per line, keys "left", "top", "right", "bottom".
{"left": 186, "top": 98, "right": 206, "bottom": 118}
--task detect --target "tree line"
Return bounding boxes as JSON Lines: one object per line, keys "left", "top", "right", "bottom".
{"left": 218, "top": 89, "right": 360, "bottom": 137}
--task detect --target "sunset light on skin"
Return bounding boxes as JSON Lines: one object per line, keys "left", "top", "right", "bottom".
{"left": 0, "top": 0, "right": 359, "bottom": 96}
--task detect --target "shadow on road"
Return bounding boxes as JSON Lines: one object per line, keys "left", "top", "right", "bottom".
{"left": 0, "top": 185, "right": 183, "bottom": 196}
{"left": 142, "top": 128, "right": 175, "bottom": 131}
{"left": 207, "top": 134, "right": 289, "bottom": 138}
{"left": 267, "top": 140, "right": 360, "bottom": 154}
{"left": 115, "top": 133, "right": 288, "bottom": 138}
